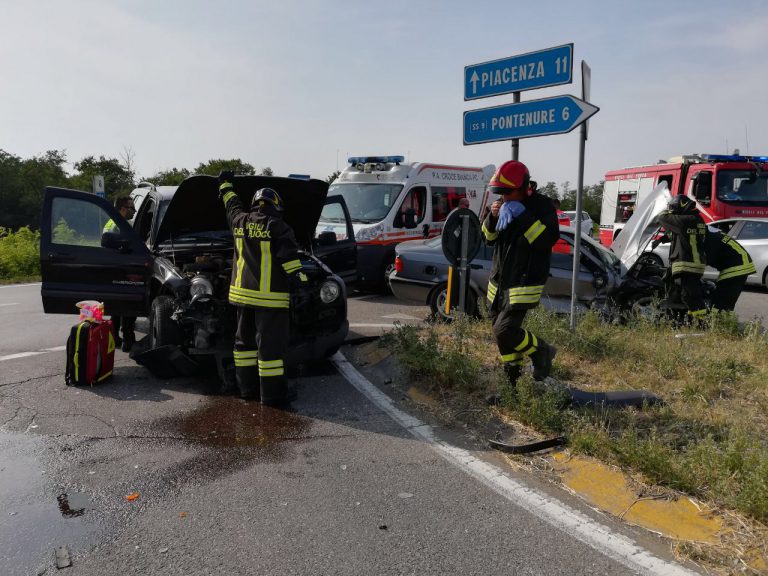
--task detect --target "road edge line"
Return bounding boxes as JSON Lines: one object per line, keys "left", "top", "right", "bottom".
{"left": 331, "top": 351, "right": 698, "bottom": 576}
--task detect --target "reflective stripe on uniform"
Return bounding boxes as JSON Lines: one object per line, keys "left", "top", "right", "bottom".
{"left": 74, "top": 322, "right": 86, "bottom": 382}
{"left": 102, "top": 219, "right": 118, "bottom": 234}
{"left": 234, "top": 349, "right": 259, "bottom": 367}
{"left": 671, "top": 261, "right": 705, "bottom": 275}
{"left": 482, "top": 222, "right": 498, "bottom": 242}
{"left": 524, "top": 220, "right": 546, "bottom": 244}
{"left": 718, "top": 262, "right": 756, "bottom": 281}
{"left": 718, "top": 239, "right": 756, "bottom": 280}
{"left": 260, "top": 241, "right": 271, "bottom": 292}
{"left": 282, "top": 259, "right": 302, "bottom": 274}
{"left": 500, "top": 352, "right": 525, "bottom": 365}
{"left": 228, "top": 285, "right": 289, "bottom": 308}
{"left": 514, "top": 330, "right": 539, "bottom": 355}
{"left": 234, "top": 237, "right": 245, "bottom": 288}
{"left": 487, "top": 280, "right": 498, "bottom": 302}
{"left": 258, "top": 358, "right": 284, "bottom": 376}
{"left": 222, "top": 190, "right": 237, "bottom": 205}
{"left": 689, "top": 231, "right": 703, "bottom": 266}
{"left": 508, "top": 285, "right": 544, "bottom": 306}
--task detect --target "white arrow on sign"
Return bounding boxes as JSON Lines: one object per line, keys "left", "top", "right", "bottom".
{"left": 470, "top": 71, "right": 479, "bottom": 94}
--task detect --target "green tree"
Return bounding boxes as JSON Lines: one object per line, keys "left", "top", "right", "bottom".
{"left": 538, "top": 181, "right": 558, "bottom": 199}
{"left": 326, "top": 170, "right": 341, "bottom": 184}
{"left": 194, "top": 159, "right": 256, "bottom": 176}
{"left": 259, "top": 166, "right": 274, "bottom": 176}
{"left": 70, "top": 155, "right": 135, "bottom": 200}
{"left": 143, "top": 167, "right": 191, "bottom": 186}
{"left": 0, "top": 149, "right": 70, "bottom": 229}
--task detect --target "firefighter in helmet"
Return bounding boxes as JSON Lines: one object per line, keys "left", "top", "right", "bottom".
{"left": 482, "top": 160, "right": 560, "bottom": 386}
{"left": 704, "top": 224, "right": 755, "bottom": 312}
{"left": 218, "top": 172, "right": 308, "bottom": 404}
{"left": 656, "top": 195, "right": 708, "bottom": 320}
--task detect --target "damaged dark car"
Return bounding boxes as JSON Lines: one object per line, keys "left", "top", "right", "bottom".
{"left": 40, "top": 175, "right": 357, "bottom": 383}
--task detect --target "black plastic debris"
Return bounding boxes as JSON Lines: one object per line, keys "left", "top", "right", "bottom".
{"left": 489, "top": 436, "right": 567, "bottom": 454}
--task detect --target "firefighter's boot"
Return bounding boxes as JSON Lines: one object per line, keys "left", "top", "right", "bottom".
{"left": 504, "top": 363, "right": 522, "bottom": 387}
{"left": 261, "top": 378, "right": 297, "bottom": 406}
{"left": 531, "top": 342, "right": 557, "bottom": 381}
{"left": 235, "top": 366, "right": 260, "bottom": 401}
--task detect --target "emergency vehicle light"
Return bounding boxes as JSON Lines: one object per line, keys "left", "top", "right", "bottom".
{"left": 347, "top": 156, "right": 404, "bottom": 165}
{"left": 699, "top": 153, "right": 768, "bottom": 163}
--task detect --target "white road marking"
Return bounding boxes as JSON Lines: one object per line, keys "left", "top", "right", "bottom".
{"left": 0, "top": 303, "right": 19, "bottom": 307}
{"left": 349, "top": 323, "right": 418, "bottom": 329}
{"left": 0, "top": 351, "right": 46, "bottom": 362}
{"left": 331, "top": 352, "right": 698, "bottom": 576}
{"left": 0, "top": 345, "right": 67, "bottom": 362}
{"left": 382, "top": 313, "right": 421, "bottom": 320}
{"left": 0, "top": 282, "right": 41, "bottom": 289}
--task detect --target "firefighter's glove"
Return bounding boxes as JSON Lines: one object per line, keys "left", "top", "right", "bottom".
{"left": 651, "top": 233, "right": 670, "bottom": 249}
{"left": 218, "top": 170, "right": 235, "bottom": 184}
{"left": 496, "top": 201, "right": 526, "bottom": 232}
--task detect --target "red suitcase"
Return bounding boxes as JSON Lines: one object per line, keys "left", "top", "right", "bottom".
{"left": 65, "top": 320, "right": 116, "bottom": 386}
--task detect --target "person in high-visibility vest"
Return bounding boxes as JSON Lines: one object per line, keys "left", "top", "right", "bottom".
{"left": 481, "top": 161, "right": 560, "bottom": 387}
{"left": 656, "top": 195, "right": 708, "bottom": 320}
{"left": 102, "top": 196, "right": 137, "bottom": 352}
{"left": 218, "top": 171, "right": 308, "bottom": 404}
{"left": 704, "top": 225, "right": 755, "bottom": 312}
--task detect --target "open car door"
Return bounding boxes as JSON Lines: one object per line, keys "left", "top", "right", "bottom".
{"left": 40, "top": 187, "right": 152, "bottom": 316}
{"left": 313, "top": 195, "right": 357, "bottom": 284}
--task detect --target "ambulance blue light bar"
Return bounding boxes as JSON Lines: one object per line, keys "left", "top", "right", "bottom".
{"left": 700, "top": 153, "right": 768, "bottom": 163}
{"left": 347, "top": 156, "right": 404, "bottom": 165}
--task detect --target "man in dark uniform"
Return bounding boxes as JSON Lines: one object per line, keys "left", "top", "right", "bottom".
{"left": 704, "top": 225, "right": 755, "bottom": 311}
{"left": 102, "top": 196, "right": 137, "bottom": 352}
{"left": 218, "top": 172, "right": 308, "bottom": 404}
{"left": 481, "top": 160, "right": 560, "bottom": 386}
{"left": 656, "top": 195, "right": 708, "bottom": 321}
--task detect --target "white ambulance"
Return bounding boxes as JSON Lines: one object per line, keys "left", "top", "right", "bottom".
{"left": 322, "top": 155, "right": 495, "bottom": 289}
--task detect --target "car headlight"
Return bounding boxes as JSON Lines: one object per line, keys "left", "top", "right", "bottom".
{"left": 190, "top": 275, "right": 214, "bottom": 297}
{"left": 319, "top": 280, "right": 341, "bottom": 304}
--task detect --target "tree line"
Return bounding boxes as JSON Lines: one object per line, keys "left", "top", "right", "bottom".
{"left": 0, "top": 148, "right": 603, "bottom": 230}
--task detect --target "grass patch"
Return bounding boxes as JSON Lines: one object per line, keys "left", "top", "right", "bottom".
{"left": 382, "top": 307, "right": 768, "bottom": 526}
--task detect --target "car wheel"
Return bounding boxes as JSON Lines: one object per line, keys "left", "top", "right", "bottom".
{"left": 428, "top": 283, "right": 477, "bottom": 322}
{"left": 382, "top": 259, "right": 396, "bottom": 294}
{"left": 636, "top": 252, "right": 664, "bottom": 269}
{"left": 150, "top": 295, "right": 183, "bottom": 348}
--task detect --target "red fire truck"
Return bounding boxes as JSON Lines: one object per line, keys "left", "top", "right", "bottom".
{"left": 599, "top": 153, "right": 768, "bottom": 247}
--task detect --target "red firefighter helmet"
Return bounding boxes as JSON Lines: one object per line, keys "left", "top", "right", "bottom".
{"left": 488, "top": 160, "right": 531, "bottom": 195}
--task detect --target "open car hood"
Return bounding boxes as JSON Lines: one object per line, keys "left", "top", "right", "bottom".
{"left": 611, "top": 182, "right": 673, "bottom": 270}
{"left": 154, "top": 175, "right": 329, "bottom": 251}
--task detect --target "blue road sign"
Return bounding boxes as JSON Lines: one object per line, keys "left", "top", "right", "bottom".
{"left": 463, "top": 95, "right": 599, "bottom": 145}
{"left": 464, "top": 44, "right": 573, "bottom": 101}
{"left": 95, "top": 191, "right": 106, "bottom": 199}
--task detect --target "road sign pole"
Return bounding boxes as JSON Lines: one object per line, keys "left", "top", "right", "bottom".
{"left": 570, "top": 61, "right": 591, "bottom": 331}
{"left": 459, "top": 214, "right": 469, "bottom": 312}
{"left": 511, "top": 92, "right": 520, "bottom": 161}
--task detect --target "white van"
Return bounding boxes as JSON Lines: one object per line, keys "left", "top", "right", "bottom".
{"left": 321, "top": 156, "right": 495, "bottom": 288}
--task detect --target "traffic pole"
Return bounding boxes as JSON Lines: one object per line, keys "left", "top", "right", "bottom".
{"left": 511, "top": 91, "right": 520, "bottom": 160}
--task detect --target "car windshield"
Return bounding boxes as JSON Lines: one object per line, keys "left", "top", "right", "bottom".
{"left": 327, "top": 183, "right": 404, "bottom": 223}
{"left": 716, "top": 169, "right": 768, "bottom": 205}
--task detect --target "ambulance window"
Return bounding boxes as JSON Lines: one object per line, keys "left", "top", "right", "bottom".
{"left": 431, "top": 186, "right": 467, "bottom": 222}
{"left": 394, "top": 186, "right": 427, "bottom": 229}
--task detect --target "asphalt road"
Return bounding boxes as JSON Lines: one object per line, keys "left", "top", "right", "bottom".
{"left": 6, "top": 283, "right": 763, "bottom": 575}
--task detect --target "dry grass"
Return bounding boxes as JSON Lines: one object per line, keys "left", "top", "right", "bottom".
{"left": 381, "top": 309, "right": 768, "bottom": 573}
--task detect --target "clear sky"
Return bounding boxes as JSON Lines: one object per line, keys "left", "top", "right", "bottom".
{"left": 2, "top": 0, "right": 766, "bottom": 188}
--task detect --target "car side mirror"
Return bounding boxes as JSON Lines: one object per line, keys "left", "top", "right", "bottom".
{"left": 101, "top": 232, "right": 132, "bottom": 253}
{"left": 317, "top": 231, "right": 337, "bottom": 246}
